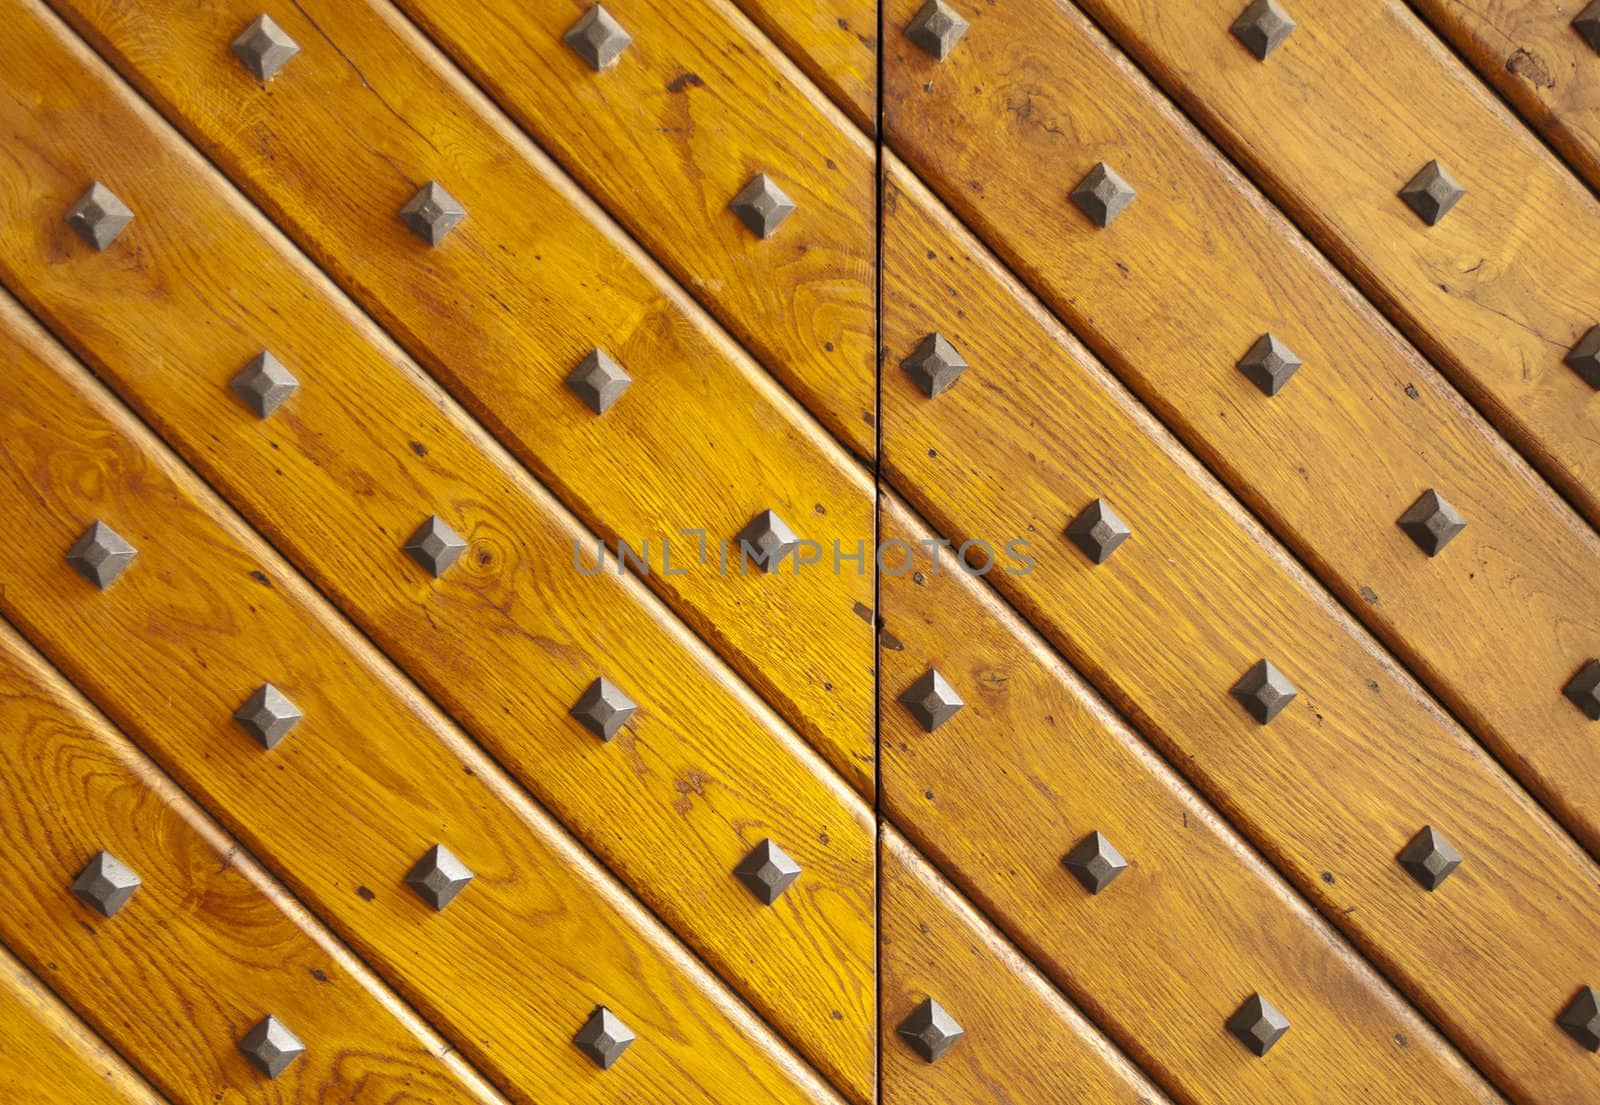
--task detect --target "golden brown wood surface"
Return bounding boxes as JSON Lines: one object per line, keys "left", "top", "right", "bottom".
{"left": 881, "top": 0, "right": 1600, "bottom": 858}
{"left": 0, "top": 7, "right": 875, "bottom": 1096}
{"left": 881, "top": 159, "right": 1600, "bottom": 1105}
{"left": 879, "top": 493, "right": 1503, "bottom": 1105}
{"left": 47, "top": 0, "right": 875, "bottom": 790}
{"left": 0, "top": 946, "right": 165, "bottom": 1105}
{"left": 0, "top": 292, "right": 847, "bottom": 1105}
{"left": 728, "top": 0, "right": 877, "bottom": 132}
{"left": 0, "top": 622, "right": 505, "bottom": 1105}
{"left": 1053, "top": 0, "right": 1600, "bottom": 521}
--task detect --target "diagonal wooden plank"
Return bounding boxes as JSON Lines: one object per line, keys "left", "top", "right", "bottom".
{"left": 727, "top": 0, "right": 878, "bottom": 133}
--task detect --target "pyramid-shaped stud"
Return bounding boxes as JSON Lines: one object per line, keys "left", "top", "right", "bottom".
{"left": 1237, "top": 333, "right": 1302, "bottom": 396}
{"left": 66, "top": 521, "right": 138, "bottom": 589}
{"left": 399, "top": 181, "right": 466, "bottom": 246}
{"left": 233, "top": 684, "right": 303, "bottom": 750}
{"left": 564, "top": 5, "right": 633, "bottom": 71}
{"left": 899, "top": 668, "right": 964, "bottom": 732}
{"left": 1231, "top": 659, "right": 1297, "bottom": 724}
{"left": 64, "top": 182, "right": 134, "bottom": 251}
{"left": 570, "top": 677, "right": 638, "bottom": 742}
{"left": 1065, "top": 499, "right": 1132, "bottom": 564}
{"left": 729, "top": 174, "right": 797, "bottom": 239}
{"left": 404, "top": 844, "right": 474, "bottom": 911}
{"left": 1565, "top": 325, "right": 1600, "bottom": 389}
{"left": 733, "top": 839, "right": 802, "bottom": 904}
{"left": 1231, "top": 0, "right": 1296, "bottom": 60}
{"left": 1397, "top": 489, "right": 1466, "bottom": 556}
{"left": 70, "top": 851, "right": 141, "bottom": 918}
{"left": 1399, "top": 161, "right": 1465, "bottom": 226}
{"left": 1558, "top": 986, "right": 1600, "bottom": 1051}
{"left": 901, "top": 333, "right": 968, "bottom": 398}
{"left": 573, "top": 1006, "right": 636, "bottom": 1069}
{"left": 1070, "top": 163, "right": 1136, "bottom": 228}
{"left": 1575, "top": 2, "right": 1600, "bottom": 55}
{"left": 905, "top": 0, "right": 969, "bottom": 61}
{"left": 230, "top": 14, "right": 300, "bottom": 81}
{"left": 1563, "top": 659, "right": 1600, "bottom": 721}
{"left": 238, "top": 1015, "right": 305, "bottom": 1079}
{"left": 404, "top": 515, "right": 467, "bottom": 577}
{"left": 897, "top": 998, "right": 964, "bottom": 1063}
{"left": 735, "top": 509, "right": 800, "bottom": 573}
{"left": 1227, "top": 993, "right": 1290, "bottom": 1056}
{"left": 1397, "top": 826, "right": 1462, "bottom": 891}
{"left": 1061, "top": 831, "right": 1129, "bottom": 894}
{"left": 229, "top": 352, "right": 300, "bottom": 418}
{"left": 565, "top": 349, "right": 632, "bottom": 414}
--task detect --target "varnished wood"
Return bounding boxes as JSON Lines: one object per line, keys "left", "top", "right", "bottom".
{"left": 48, "top": 0, "right": 875, "bottom": 790}
{"left": 0, "top": 7, "right": 875, "bottom": 1096}
{"left": 881, "top": 159, "right": 1600, "bottom": 1105}
{"left": 881, "top": 0, "right": 1600, "bottom": 857}
{"left": 728, "top": 0, "right": 877, "bottom": 133}
{"left": 1054, "top": 0, "right": 1600, "bottom": 522}
{"left": 0, "top": 622, "right": 505, "bottom": 1105}
{"left": 0, "top": 292, "right": 847, "bottom": 1105}
{"left": 881, "top": 828, "right": 1172, "bottom": 1105}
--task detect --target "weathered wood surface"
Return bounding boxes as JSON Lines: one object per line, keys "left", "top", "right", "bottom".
{"left": 882, "top": 0, "right": 1600, "bottom": 859}
{"left": 48, "top": 0, "right": 876, "bottom": 791}
{"left": 881, "top": 158, "right": 1600, "bottom": 1105}
{"left": 729, "top": 0, "right": 878, "bottom": 132}
{"left": 0, "top": 6, "right": 875, "bottom": 1096}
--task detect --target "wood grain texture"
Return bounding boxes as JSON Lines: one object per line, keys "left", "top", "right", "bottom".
{"left": 0, "top": 7, "right": 875, "bottom": 1096}
{"left": 728, "top": 0, "right": 877, "bottom": 132}
{"left": 0, "top": 946, "right": 164, "bottom": 1105}
{"left": 0, "top": 291, "right": 849, "bottom": 1105}
{"left": 881, "top": 828, "right": 1171, "bottom": 1105}
{"left": 881, "top": 0, "right": 1600, "bottom": 858}
{"left": 48, "top": 0, "right": 875, "bottom": 790}
{"left": 881, "top": 159, "right": 1600, "bottom": 1105}
{"left": 394, "top": 0, "right": 876, "bottom": 455}
{"left": 1410, "top": 0, "right": 1600, "bottom": 191}
{"left": 1054, "top": 0, "right": 1600, "bottom": 522}
{"left": 0, "top": 623, "right": 506, "bottom": 1105}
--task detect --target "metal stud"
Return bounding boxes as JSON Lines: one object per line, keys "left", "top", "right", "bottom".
{"left": 901, "top": 333, "right": 968, "bottom": 398}
{"left": 1231, "top": 659, "right": 1297, "bottom": 725}
{"left": 404, "top": 515, "right": 467, "bottom": 577}
{"left": 1070, "top": 163, "right": 1135, "bottom": 228}
{"left": 404, "top": 844, "right": 474, "bottom": 911}
{"left": 573, "top": 1006, "right": 636, "bottom": 1069}
{"left": 1575, "top": 2, "right": 1600, "bottom": 55}
{"left": 1397, "top": 489, "right": 1466, "bottom": 556}
{"left": 1064, "top": 499, "right": 1132, "bottom": 564}
{"left": 1227, "top": 993, "right": 1290, "bottom": 1056}
{"left": 238, "top": 1015, "right": 305, "bottom": 1079}
{"left": 229, "top": 352, "right": 300, "bottom": 418}
{"left": 1399, "top": 161, "right": 1465, "bottom": 226}
{"left": 70, "top": 851, "right": 141, "bottom": 918}
{"left": 900, "top": 668, "right": 964, "bottom": 732}
{"left": 897, "top": 998, "right": 964, "bottom": 1063}
{"left": 735, "top": 509, "right": 800, "bottom": 572}
{"left": 66, "top": 521, "right": 138, "bottom": 589}
{"left": 563, "top": 5, "right": 633, "bottom": 71}
{"left": 233, "top": 684, "right": 303, "bottom": 750}
{"left": 570, "top": 677, "right": 638, "bottom": 742}
{"left": 905, "top": 0, "right": 969, "bottom": 61}
{"left": 398, "top": 181, "right": 466, "bottom": 246}
{"left": 1397, "top": 826, "right": 1462, "bottom": 891}
{"left": 1061, "top": 831, "right": 1129, "bottom": 894}
{"left": 565, "top": 350, "right": 632, "bottom": 414}
{"left": 64, "top": 183, "right": 134, "bottom": 251}
{"left": 230, "top": 14, "right": 300, "bottom": 81}
{"left": 1565, "top": 325, "right": 1600, "bottom": 389}
{"left": 729, "top": 174, "right": 797, "bottom": 239}
{"left": 1237, "top": 333, "right": 1302, "bottom": 396}
{"left": 1558, "top": 986, "right": 1600, "bottom": 1051}
{"left": 733, "top": 838, "right": 802, "bottom": 904}
{"left": 1564, "top": 659, "right": 1600, "bottom": 721}
{"left": 1231, "top": 0, "right": 1296, "bottom": 60}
